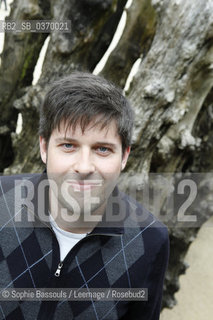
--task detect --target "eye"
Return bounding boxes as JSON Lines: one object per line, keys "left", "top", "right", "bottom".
{"left": 97, "top": 146, "right": 111, "bottom": 155}
{"left": 98, "top": 146, "right": 108, "bottom": 152}
{"left": 62, "top": 143, "right": 74, "bottom": 150}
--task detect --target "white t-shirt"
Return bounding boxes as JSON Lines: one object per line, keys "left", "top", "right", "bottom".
{"left": 49, "top": 215, "right": 87, "bottom": 261}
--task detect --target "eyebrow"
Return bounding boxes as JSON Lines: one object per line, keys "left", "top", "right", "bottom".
{"left": 55, "top": 137, "right": 118, "bottom": 148}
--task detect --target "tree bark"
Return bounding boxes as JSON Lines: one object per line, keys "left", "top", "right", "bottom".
{"left": 39, "top": 0, "right": 128, "bottom": 84}
{"left": 101, "top": 0, "right": 157, "bottom": 89}
{"left": 0, "top": 0, "right": 50, "bottom": 171}
{"left": 126, "top": 0, "right": 213, "bottom": 173}
{"left": 120, "top": 0, "right": 213, "bottom": 308}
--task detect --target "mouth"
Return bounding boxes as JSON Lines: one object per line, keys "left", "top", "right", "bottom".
{"left": 66, "top": 180, "right": 103, "bottom": 191}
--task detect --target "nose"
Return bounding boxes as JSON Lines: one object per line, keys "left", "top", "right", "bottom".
{"left": 73, "top": 148, "right": 95, "bottom": 176}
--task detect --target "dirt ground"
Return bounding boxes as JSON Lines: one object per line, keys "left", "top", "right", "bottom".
{"left": 161, "top": 216, "right": 213, "bottom": 320}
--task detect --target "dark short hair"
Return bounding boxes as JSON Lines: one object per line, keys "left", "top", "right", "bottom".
{"left": 39, "top": 72, "right": 134, "bottom": 153}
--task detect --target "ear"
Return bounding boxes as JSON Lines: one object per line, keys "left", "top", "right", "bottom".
{"left": 121, "top": 146, "right": 131, "bottom": 170}
{"left": 39, "top": 136, "right": 47, "bottom": 164}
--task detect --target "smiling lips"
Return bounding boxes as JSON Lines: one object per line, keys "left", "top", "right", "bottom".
{"left": 67, "top": 180, "right": 103, "bottom": 191}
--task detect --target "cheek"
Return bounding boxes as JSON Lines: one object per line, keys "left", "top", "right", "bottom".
{"left": 46, "top": 152, "right": 69, "bottom": 173}
{"left": 99, "top": 159, "right": 122, "bottom": 176}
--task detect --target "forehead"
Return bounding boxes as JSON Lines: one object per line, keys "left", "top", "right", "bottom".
{"left": 51, "top": 118, "right": 121, "bottom": 143}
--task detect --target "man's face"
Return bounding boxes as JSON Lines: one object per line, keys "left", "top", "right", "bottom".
{"left": 39, "top": 120, "right": 130, "bottom": 229}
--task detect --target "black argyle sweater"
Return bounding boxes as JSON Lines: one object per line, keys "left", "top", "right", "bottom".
{"left": 0, "top": 173, "right": 169, "bottom": 320}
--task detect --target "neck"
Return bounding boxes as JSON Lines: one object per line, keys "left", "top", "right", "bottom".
{"left": 49, "top": 188, "right": 106, "bottom": 234}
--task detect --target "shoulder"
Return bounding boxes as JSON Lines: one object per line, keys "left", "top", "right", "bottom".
{"left": 0, "top": 173, "right": 42, "bottom": 196}
{"left": 0, "top": 173, "right": 47, "bottom": 229}
{"left": 120, "top": 190, "right": 169, "bottom": 249}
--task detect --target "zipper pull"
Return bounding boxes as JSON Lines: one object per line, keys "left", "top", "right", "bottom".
{"left": 54, "top": 262, "right": 63, "bottom": 277}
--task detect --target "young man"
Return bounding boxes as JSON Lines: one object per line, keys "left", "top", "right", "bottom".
{"left": 0, "top": 72, "right": 169, "bottom": 319}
